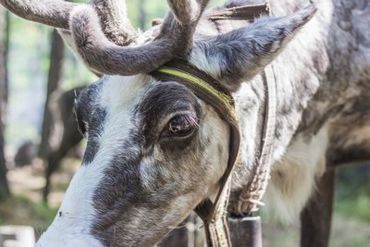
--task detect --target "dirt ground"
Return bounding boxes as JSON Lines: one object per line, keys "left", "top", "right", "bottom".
{"left": 2, "top": 160, "right": 370, "bottom": 246}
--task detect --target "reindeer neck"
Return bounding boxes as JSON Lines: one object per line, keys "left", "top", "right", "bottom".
{"left": 230, "top": 0, "right": 333, "bottom": 192}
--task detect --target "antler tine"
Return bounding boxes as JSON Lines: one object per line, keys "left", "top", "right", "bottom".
{"left": 0, "top": 0, "right": 77, "bottom": 29}
{"left": 70, "top": 0, "right": 210, "bottom": 76}
{"left": 91, "top": 0, "right": 137, "bottom": 46}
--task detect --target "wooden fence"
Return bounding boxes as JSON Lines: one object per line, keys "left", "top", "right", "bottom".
{"left": 160, "top": 214, "right": 262, "bottom": 247}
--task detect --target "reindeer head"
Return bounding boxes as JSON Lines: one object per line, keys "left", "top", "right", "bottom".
{"left": 1, "top": 0, "right": 316, "bottom": 245}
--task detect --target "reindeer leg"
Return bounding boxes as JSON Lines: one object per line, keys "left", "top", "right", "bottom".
{"left": 300, "top": 169, "right": 335, "bottom": 247}
{"left": 43, "top": 164, "right": 53, "bottom": 202}
{"left": 43, "top": 154, "right": 62, "bottom": 203}
{"left": 43, "top": 133, "right": 82, "bottom": 203}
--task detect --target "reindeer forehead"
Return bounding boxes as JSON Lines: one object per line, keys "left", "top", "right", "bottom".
{"left": 81, "top": 75, "right": 201, "bottom": 117}
{"left": 100, "top": 75, "right": 151, "bottom": 110}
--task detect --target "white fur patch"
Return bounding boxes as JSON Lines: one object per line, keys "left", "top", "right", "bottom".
{"left": 37, "top": 75, "right": 151, "bottom": 246}
{"left": 263, "top": 125, "right": 329, "bottom": 223}
{"left": 37, "top": 164, "right": 104, "bottom": 247}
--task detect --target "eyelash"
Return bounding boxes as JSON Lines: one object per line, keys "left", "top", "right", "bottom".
{"left": 161, "top": 114, "right": 199, "bottom": 139}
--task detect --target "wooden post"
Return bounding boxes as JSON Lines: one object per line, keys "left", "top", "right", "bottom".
{"left": 160, "top": 215, "right": 263, "bottom": 246}
{"left": 0, "top": 7, "right": 10, "bottom": 201}
{"left": 228, "top": 216, "right": 262, "bottom": 247}
{"left": 159, "top": 214, "right": 204, "bottom": 247}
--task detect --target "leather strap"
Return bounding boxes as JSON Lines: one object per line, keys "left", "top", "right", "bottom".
{"left": 206, "top": 3, "right": 270, "bottom": 21}
{"left": 236, "top": 67, "right": 276, "bottom": 214}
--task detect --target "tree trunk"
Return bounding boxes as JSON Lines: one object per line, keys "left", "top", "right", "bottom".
{"left": 3, "top": 11, "right": 9, "bottom": 104}
{"left": 138, "top": 0, "right": 146, "bottom": 30}
{"left": 39, "top": 30, "right": 65, "bottom": 158}
{"left": 0, "top": 8, "right": 10, "bottom": 201}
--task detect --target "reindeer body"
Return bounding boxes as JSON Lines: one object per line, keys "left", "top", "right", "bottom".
{"left": 185, "top": 0, "right": 370, "bottom": 222}
{"left": 2, "top": 0, "right": 370, "bottom": 246}
{"left": 230, "top": 0, "right": 370, "bottom": 221}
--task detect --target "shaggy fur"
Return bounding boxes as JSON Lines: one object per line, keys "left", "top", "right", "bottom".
{"left": 222, "top": 0, "right": 370, "bottom": 222}
{"left": 92, "top": 0, "right": 137, "bottom": 46}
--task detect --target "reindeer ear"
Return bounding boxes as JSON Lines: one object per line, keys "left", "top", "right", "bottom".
{"left": 191, "top": 4, "right": 317, "bottom": 92}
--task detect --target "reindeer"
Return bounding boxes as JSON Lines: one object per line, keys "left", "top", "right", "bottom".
{"left": 1, "top": 0, "right": 369, "bottom": 246}
{"left": 42, "top": 86, "right": 86, "bottom": 202}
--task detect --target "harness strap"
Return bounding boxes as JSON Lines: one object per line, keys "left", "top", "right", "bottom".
{"left": 193, "top": 69, "right": 276, "bottom": 246}
{"left": 236, "top": 67, "right": 277, "bottom": 214}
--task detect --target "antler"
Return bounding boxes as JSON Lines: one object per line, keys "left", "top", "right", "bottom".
{"left": 70, "top": 0, "right": 209, "bottom": 75}
{"left": 0, "top": 0, "right": 76, "bottom": 28}
{"left": 0, "top": 0, "right": 210, "bottom": 75}
{"left": 91, "top": 0, "right": 136, "bottom": 46}
{"left": 0, "top": 0, "right": 136, "bottom": 46}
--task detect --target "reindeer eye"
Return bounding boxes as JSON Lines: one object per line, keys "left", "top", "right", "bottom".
{"left": 165, "top": 114, "right": 198, "bottom": 138}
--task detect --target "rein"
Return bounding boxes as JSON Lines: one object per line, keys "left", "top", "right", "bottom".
{"left": 151, "top": 3, "right": 275, "bottom": 247}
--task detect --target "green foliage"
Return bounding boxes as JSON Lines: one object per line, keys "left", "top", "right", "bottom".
{"left": 127, "top": 0, "right": 226, "bottom": 29}
{"left": 333, "top": 165, "right": 370, "bottom": 223}
{"left": 336, "top": 195, "right": 370, "bottom": 223}
{"left": 0, "top": 195, "right": 57, "bottom": 229}
{"left": 33, "top": 201, "right": 58, "bottom": 223}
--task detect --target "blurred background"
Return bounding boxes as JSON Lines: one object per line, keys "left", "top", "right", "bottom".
{"left": 0, "top": 0, "right": 369, "bottom": 246}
